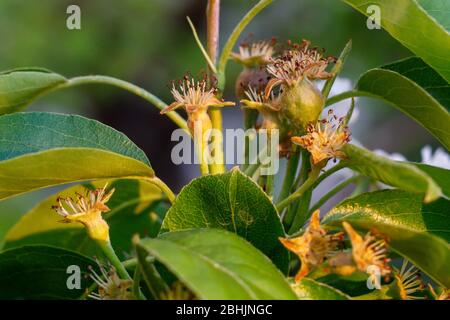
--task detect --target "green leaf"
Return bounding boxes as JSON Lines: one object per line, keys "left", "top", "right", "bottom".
{"left": 343, "top": 0, "right": 450, "bottom": 82}
{"left": 3, "top": 179, "right": 167, "bottom": 260}
{"left": 291, "top": 278, "right": 350, "bottom": 300}
{"left": 342, "top": 144, "right": 442, "bottom": 202}
{"left": 0, "top": 245, "right": 95, "bottom": 299}
{"left": 413, "top": 163, "right": 450, "bottom": 198}
{"left": 416, "top": 0, "right": 450, "bottom": 31}
{"left": 135, "top": 229, "right": 297, "bottom": 300}
{"left": 323, "top": 189, "right": 450, "bottom": 287}
{"left": 356, "top": 58, "right": 450, "bottom": 149}
{"left": 314, "top": 273, "right": 370, "bottom": 297}
{"left": 0, "top": 112, "right": 154, "bottom": 200}
{"left": 381, "top": 57, "right": 450, "bottom": 109}
{"left": 160, "top": 168, "right": 288, "bottom": 272}
{"left": 0, "top": 68, "right": 67, "bottom": 115}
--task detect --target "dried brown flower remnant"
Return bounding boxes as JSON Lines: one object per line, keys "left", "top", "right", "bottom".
{"left": 88, "top": 263, "right": 134, "bottom": 300}
{"left": 231, "top": 40, "right": 275, "bottom": 67}
{"left": 161, "top": 77, "right": 234, "bottom": 137}
{"left": 291, "top": 110, "right": 350, "bottom": 165}
{"left": 279, "top": 210, "right": 344, "bottom": 282}
{"left": 391, "top": 260, "right": 425, "bottom": 300}
{"left": 266, "top": 39, "right": 334, "bottom": 87}
{"left": 53, "top": 184, "right": 114, "bottom": 242}
{"left": 240, "top": 86, "right": 282, "bottom": 133}
{"left": 343, "top": 222, "right": 391, "bottom": 277}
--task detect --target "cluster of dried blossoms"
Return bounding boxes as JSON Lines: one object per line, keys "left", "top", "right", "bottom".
{"left": 279, "top": 210, "right": 390, "bottom": 282}
{"left": 279, "top": 212, "right": 435, "bottom": 300}
{"left": 231, "top": 39, "right": 350, "bottom": 162}
{"left": 160, "top": 38, "right": 350, "bottom": 165}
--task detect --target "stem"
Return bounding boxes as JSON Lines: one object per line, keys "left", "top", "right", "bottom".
{"left": 277, "top": 149, "right": 300, "bottom": 203}
{"left": 266, "top": 173, "right": 274, "bottom": 197}
{"left": 276, "top": 166, "right": 321, "bottom": 212}
{"left": 207, "top": 0, "right": 225, "bottom": 174}
{"left": 244, "top": 162, "right": 260, "bottom": 177}
{"left": 58, "top": 76, "right": 188, "bottom": 134}
{"left": 217, "top": 0, "right": 275, "bottom": 90}
{"left": 288, "top": 188, "right": 312, "bottom": 234}
{"left": 132, "top": 267, "right": 145, "bottom": 300}
{"left": 283, "top": 160, "right": 345, "bottom": 226}
{"left": 292, "top": 149, "right": 309, "bottom": 190}
{"left": 193, "top": 125, "right": 210, "bottom": 175}
{"left": 310, "top": 162, "right": 346, "bottom": 189}
{"left": 344, "top": 97, "right": 355, "bottom": 126}
{"left": 282, "top": 150, "right": 308, "bottom": 224}
{"left": 186, "top": 17, "right": 217, "bottom": 74}
{"left": 243, "top": 144, "right": 267, "bottom": 177}
{"left": 252, "top": 166, "right": 261, "bottom": 181}
{"left": 307, "top": 175, "right": 360, "bottom": 216}
{"left": 206, "top": 0, "right": 220, "bottom": 65}
{"left": 351, "top": 176, "right": 370, "bottom": 196}
{"left": 146, "top": 177, "right": 176, "bottom": 203}
{"left": 321, "top": 40, "right": 352, "bottom": 99}
{"left": 123, "top": 258, "right": 138, "bottom": 269}
{"left": 241, "top": 108, "right": 259, "bottom": 171}
{"left": 97, "top": 240, "right": 131, "bottom": 280}
{"left": 325, "top": 90, "right": 374, "bottom": 108}
{"left": 287, "top": 164, "right": 347, "bottom": 233}
{"left": 209, "top": 111, "right": 224, "bottom": 174}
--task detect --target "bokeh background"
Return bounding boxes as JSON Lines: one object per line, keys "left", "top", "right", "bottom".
{"left": 0, "top": 0, "right": 443, "bottom": 243}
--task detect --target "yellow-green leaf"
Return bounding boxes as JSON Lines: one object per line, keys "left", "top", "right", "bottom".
{"left": 0, "top": 68, "right": 67, "bottom": 115}
{"left": 0, "top": 112, "right": 154, "bottom": 200}
{"left": 343, "top": 144, "right": 441, "bottom": 202}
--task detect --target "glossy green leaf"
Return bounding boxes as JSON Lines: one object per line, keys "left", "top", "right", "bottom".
{"left": 323, "top": 189, "right": 450, "bottom": 287}
{"left": 136, "top": 229, "right": 297, "bottom": 300}
{"left": 0, "top": 245, "right": 95, "bottom": 299}
{"left": 343, "top": 144, "right": 441, "bottom": 202}
{"left": 343, "top": 0, "right": 450, "bottom": 82}
{"left": 0, "top": 112, "right": 154, "bottom": 200}
{"left": 0, "top": 68, "right": 67, "bottom": 115}
{"left": 291, "top": 278, "right": 350, "bottom": 300}
{"left": 160, "top": 168, "right": 288, "bottom": 272}
{"left": 3, "top": 179, "right": 167, "bottom": 260}
{"left": 356, "top": 58, "right": 450, "bottom": 149}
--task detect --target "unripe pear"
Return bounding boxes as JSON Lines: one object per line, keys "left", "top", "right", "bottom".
{"left": 282, "top": 78, "right": 324, "bottom": 129}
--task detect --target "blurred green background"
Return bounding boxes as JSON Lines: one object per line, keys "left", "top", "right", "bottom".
{"left": 0, "top": 0, "right": 440, "bottom": 242}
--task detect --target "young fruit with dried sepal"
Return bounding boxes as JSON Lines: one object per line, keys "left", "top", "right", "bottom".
{"left": 265, "top": 40, "right": 335, "bottom": 130}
